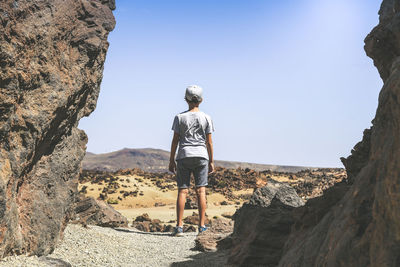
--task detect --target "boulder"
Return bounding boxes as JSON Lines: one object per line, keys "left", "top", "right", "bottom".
{"left": 134, "top": 213, "right": 152, "bottom": 222}
{"left": 131, "top": 214, "right": 168, "bottom": 232}
{"left": 229, "top": 183, "right": 304, "bottom": 265}
{"left": 195, "top": 218, "right": 234, "bottom": 252}
{"left": 248, "top": 181, "right": 305, "bottom": 207}
{"left": 163, "top": 225, "right": 174, "bottom": 233}
{"left": 0, "top": 0, "right": 115, "bottom": 257}
{"left": 132, "top": 221, "right": 151, "bottom": 232}
{"left": 72, "top": 195, "right": 128, "bottom": 228}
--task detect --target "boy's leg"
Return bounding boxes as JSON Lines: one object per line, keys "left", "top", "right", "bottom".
{"left": 176, "top": 188, "right": 188, "bottom": 227}
{"left": 175, "top": 159, "right": 191, "bottom": 227}
{"left": 195, "top": 186, "right": 207, "bottom": 226}
{"left": 193, "top": 158, "right": 209, "bottom": 227}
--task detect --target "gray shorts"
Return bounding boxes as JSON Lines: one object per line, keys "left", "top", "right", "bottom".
{"left": 176, "top": 157, "right": 209, "bottom": 189}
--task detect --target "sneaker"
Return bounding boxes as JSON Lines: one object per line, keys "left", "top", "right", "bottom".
{"left": 198, "top": 225, "right": 208, "bottom": 234}
{"left": 172, "top": 226, "right": 184, "bottom": 237}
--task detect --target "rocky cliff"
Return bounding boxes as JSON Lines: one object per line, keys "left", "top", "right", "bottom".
{"left": 0, "top": 0, "right": 115, "bottom": 257}
{"left": 229, "top": 0, "right": 400, "bottom": 266}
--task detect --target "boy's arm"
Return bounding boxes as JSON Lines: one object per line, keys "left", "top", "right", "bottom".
{"left": 169, "top": 132, "right": 179, "bottom": 173}
{"left": 206, "top": 133, "right": 215, "bottom": 173}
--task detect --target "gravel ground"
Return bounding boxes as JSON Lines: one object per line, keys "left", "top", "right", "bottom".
{"left": 0, "top": 224, "right": 228, "bottom": 267}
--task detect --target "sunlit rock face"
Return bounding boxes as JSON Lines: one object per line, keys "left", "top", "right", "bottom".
{"left": 0, "top": 0, "right": 115, "bottom": 257}
{"left": 229, "top": 0, "right": 400, "bottom": 266}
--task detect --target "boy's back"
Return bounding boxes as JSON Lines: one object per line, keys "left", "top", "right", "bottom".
{"left": 172, "top": 111, "right": 214, "bottom": 160}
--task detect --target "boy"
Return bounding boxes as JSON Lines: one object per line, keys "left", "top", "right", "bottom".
{"left": 169, "top": 85, "right": 215, "bottom": 237}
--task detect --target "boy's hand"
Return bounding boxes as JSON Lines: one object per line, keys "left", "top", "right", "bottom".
{"left": 208, "top": 161, "right": 215, "bottom": 174}
{"left": 169, "top": 160, "right": 176, "bottom": 173}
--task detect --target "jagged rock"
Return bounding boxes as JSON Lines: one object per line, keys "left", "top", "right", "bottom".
{"left": 228, "top": 1, "right": 400, "bottom": 266}
{"left": 0, "top": 0, "right": 115, "bottom": 258}
{"left": 131, "top": 214, "right": 169, "bottom": 232}
{"left": 149, "top": 222, "right": 164, "bottom": 232}
{"left": 163, "top": 225, "right": 174, "bottom": 233}
{"left": 195, "top": 218, "right": 234, "bottom": 252}
{"left": 340, "top": 128, "right": 371, "bottom": 183}
{"left": 229, "top": 183, "right": 304, "bottom": 265}
{"left": 134, "top": 213, "right": 151, "bottom": 222}
{"left": 72, "top": 195, "right": 127, "bottom": 228}
{"left": 132, "top": 221, "right": 174, "bottom": 233}
{"left": 248, "top": 182, "right": 305, "bottom": 207}
{"left": 132, "top": 221, "right": 151, "bottom": 232}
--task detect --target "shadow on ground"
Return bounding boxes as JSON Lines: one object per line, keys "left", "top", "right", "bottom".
{"left": 170, "top": 250, "right": 231, "bottom": 267}
{"left": 113, "top": 227, "right": 173, "bottom": 236}
{"left": 39, "top": 256, "right": 72, "bottom": 267}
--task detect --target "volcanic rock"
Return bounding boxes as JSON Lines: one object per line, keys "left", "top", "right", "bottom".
{"left": 229, "top": 183, "right": 304, "bottom": 265}
{"left": 183, "top": 212, "right": 210, "bottom": 225}
{"left": 132, "top": 221, "right": 151, "bottom": 232}
{"left": 134, "top": 213, "right": 151, "bottom": 222}
{"left": 72, "top": 195, "right": 128, "bottom": 228}
{"left": 163, "top": 225, "right": 174, "bottom": 232}
{"left": 248, "top": 181, "right": 304, "bottom": 207}
{"left": 0, "top": 0, "right": 115, "bottom": 258}
{"left": 228, "top": 1, "right": 400, "bottom": 265}
{"left": 195, "top": 218, "right": 234, "bottom": 252}
{"left": 132, "top": 214, "right": 170, "bottom": 232}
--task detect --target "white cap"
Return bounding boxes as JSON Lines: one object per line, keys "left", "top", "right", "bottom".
{"left": 185, "top": 85, "right": 203, "bottom": 102}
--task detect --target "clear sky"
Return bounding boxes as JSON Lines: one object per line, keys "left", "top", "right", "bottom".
{"left": 79, "top": 0, "right": 383, "bottom": 168}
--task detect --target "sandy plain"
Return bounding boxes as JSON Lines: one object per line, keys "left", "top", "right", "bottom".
{"left": 79, "top": 174, "right": 252, "bottom": 223}
{"left": 78, "top": 168, "right": 345, "bottom": 224}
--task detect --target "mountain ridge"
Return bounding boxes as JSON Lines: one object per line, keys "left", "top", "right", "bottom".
{"left": 83, "top": 148, "right": 332, "bottom": 173}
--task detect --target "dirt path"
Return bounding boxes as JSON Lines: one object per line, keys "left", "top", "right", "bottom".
{"left": 0, "top": 224, "right": 229, "bottom": 267}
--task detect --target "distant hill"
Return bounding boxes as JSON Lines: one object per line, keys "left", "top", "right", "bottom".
{"left": 82, "top": 148, "right": 318, "bottom": 173}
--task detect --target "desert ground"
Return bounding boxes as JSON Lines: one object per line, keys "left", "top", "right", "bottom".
{"left": 78, "top": 167, "right": 346, "bottom": 225}
{"left": 79, "top": 173, "right": 248, "bottom": 223}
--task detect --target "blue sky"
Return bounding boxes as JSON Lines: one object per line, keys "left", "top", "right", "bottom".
{"left": 79, "top": 0, "right": 383, "bottom": 167}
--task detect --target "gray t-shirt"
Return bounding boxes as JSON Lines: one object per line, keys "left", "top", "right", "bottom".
{"left": 172, "top": 111, "right": 214, "bottom": 160}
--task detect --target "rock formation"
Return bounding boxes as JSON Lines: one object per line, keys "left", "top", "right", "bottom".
{"left": 72, "top": 195, "right": 128, "bottom": 228}
{"left": 131, "top": 213, "right": 178, "bottom": 233}
{"left": 0, "top": 0, "right": 115, "bottom": 258}
{"left": 195, "top": 218, "right": 234, "bottom": 252}
{"left": 229, "top": 0, "right": 400, "bottom": 266}
{"left": 183, "top": 212, "right": 210, "bottom": 225}
{"left": 229, "top": 183, "right": 304, "bottom": 265}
